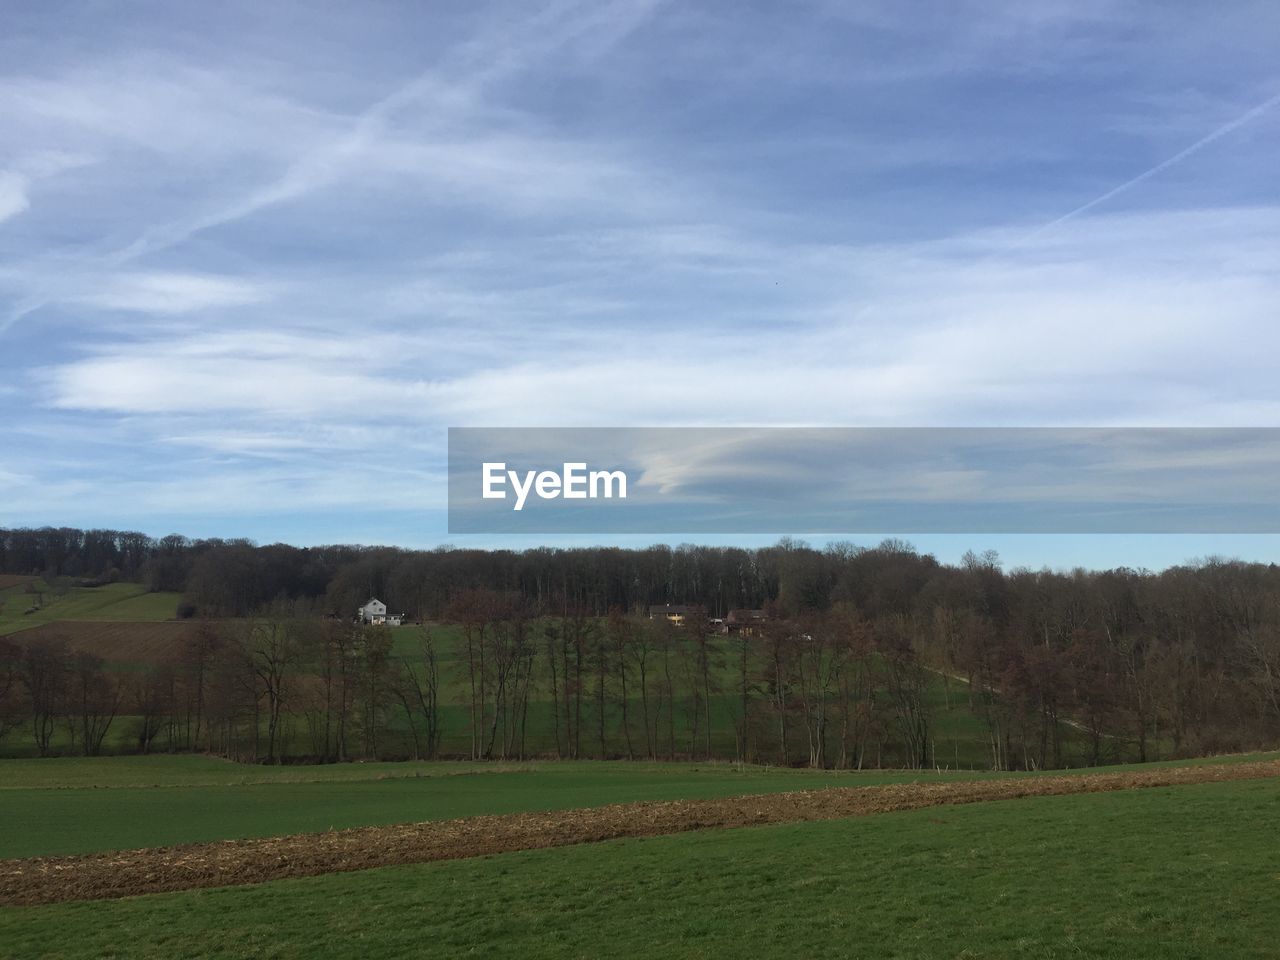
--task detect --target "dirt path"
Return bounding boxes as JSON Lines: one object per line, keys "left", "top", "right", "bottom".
{"left": 4, "top": 759, "right": 1279, "bottom": 907}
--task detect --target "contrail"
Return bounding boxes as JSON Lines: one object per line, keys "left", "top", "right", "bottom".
{"left": 1028, "top": 87, "right": 1280, "bottom": 240}
{"left": 1, "top": 0, "right": 662, "bottom": 339}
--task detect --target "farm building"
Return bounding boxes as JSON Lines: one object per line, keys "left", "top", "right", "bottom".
{"left": 356, "top": 598, "right": 403, "bottom": 626}
{"left": 647, "top": 604, "right": 690, "bottom": 625}
{"left": 722, "top": 609, "right": 767, "bottom": 635}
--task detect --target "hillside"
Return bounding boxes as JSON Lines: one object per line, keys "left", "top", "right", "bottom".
{"left": 0, "top": 581, "right": 182, "bottom": 637}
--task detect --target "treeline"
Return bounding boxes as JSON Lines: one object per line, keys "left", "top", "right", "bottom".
{"left": 0, "top": 607, "right": 442, "bottom": 764}
{"left": 0, "top": 597, "right": 967, "bottom": 767}
{"left": 2, "top": 528, "right": 1280, "bottom": 768}
{"left": 0, "top": 526, "right": 808, "bottom": 617}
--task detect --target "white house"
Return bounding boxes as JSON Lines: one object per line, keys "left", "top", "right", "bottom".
{"left": 356, "top": 598, "right": 403, "bottom": 626}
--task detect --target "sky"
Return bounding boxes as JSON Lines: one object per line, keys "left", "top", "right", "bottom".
{"left": 2, "top": 0, "right": 1280, "bottom": 570}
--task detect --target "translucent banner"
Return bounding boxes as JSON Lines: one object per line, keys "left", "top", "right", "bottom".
{"left": 447, "top": 427, "right": 1280, "bottom": 534}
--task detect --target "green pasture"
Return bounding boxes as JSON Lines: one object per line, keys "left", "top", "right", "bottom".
{"left": 0, "top": 582, "right": 181, "bottom": 636}
{"left": 1, "top": 751, "right": 1274, "bottom": 861}
{"left": 3, "top": 773, "right": 1278, "bottom": 958}
{"left": 0, "top": 756, "right": 984, "bottom": 859}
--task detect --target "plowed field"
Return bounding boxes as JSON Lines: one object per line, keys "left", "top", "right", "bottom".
{"left": 5, "top": 620, "right": 206, "bottom": 662}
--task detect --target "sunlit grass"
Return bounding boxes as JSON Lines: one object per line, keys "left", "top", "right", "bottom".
{"left": 4, "top": 777, "right": 1278, "bottom": 958}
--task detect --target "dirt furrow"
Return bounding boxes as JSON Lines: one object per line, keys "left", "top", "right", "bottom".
{"left": 4, "top": 759, "right": 1279, "bottom": 907}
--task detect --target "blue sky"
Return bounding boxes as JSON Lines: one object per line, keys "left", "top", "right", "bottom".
{"left": 2, "top": 1, "right": 1280, "bottom": 569}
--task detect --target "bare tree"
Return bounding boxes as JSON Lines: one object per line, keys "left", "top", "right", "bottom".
{"left": 176, "top": 622, "right": 222, "bottom": 751}
{"left": 396, "top": 628, "right": 442, "bottom": 760}
{"left": 131, "top": 665, "right": 173, "bottom": 753}
{"left": 449, "top": 589, "right": 495, "bottom": 760}
{"left": 629, "top": 615, "right": 659, "bottom": 759}
{"left": 608, "top": 610, "right": 636, "bottom": 759}
{"left": 238, "top": 610, "right": 305, "bottom": 763}
{"left": 19, "top": 637, "right": 68, "bottom": 756}
{"left": 0, "top": 637, "right": 24, "bottom": 742}
{"left": 358, "top": 626, "right": 395, "bottom": 760}
{"left": 794, "top": 616, "right": 843, "bottom": 768}
{"left": 879, "top": 617, "right": 931, "bottom": 769}
{"left": 65, "top": 652, "right": 120, "bottom": 756}
{"left": 762, "top": 619, "right": 795, "bottom": 765}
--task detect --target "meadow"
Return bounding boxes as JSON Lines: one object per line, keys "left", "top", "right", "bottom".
{"left": 0, "top": 580, "right": 182, "bottom": 637}
{"left": 1, "top": 760, "right": 1277, "bottom": 958}
{"left": 4, "top": 751, "right": 1273, "bottom": 860}
{"left": 0, "top": 757, "right": 989, "bottom": 858}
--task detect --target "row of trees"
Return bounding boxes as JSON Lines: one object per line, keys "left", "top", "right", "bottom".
{"left": 438, "top": 572, "right": 1280, "bottom": 772}
{"left": 0, "top": 599, "right": 930, "bottom": 767}
{"left": 3, "top": 529, "right": 1280, "bottom": 767}
{"left": 0, "top": 639, "right": 122, "bottom": 757}
{"left": 0, "top": 607, "right": 442, "bottom": 763}
{"left": 5, "top": 566, "right": 1278, "bottom": 769}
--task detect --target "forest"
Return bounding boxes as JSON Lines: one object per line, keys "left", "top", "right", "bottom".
{"left": 2, "top": 526, "right": 1280, "bottom": 770}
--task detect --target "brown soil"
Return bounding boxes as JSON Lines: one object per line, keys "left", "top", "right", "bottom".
{"left": 8, "top": 621, "right": 204, "bottom": 663}
{"left": 4, "top": 759, "right": 1279, "bottom": 907}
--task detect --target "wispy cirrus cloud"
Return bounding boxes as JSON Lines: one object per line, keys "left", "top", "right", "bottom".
{"left": 2, "top": 0, "right": 1279, "bottom": 560}
{"left": 77, "top": 272, "right": 270, "bottom": 314}
{"left": 35, "top": 206, "right": 1280, "bottom": 434}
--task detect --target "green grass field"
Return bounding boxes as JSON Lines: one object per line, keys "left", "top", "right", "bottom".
{"left": 0, "top": 756, "right": 989, "bottom": 859}
{"left": 1, "top": 752, "right": 1273, "bottom": 860}
{"left": 3, "top": 772, "right": 1277, "bottom": 958}
{"left": 0, "top": 582, "right": 181, "bottom": 636}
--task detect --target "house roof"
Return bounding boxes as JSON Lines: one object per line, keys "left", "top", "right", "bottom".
{"left": 725, "top": 609, "right": 766, "bottom": 624}
{"left": 648, "top": 604, "right": 690, "bottom": 615}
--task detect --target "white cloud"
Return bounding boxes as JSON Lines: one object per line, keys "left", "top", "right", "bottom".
{"left": 31, "top": 206, "right": 1280, "bottom": 433}
{"left": 0, "top": 171, "right": 30, "bottom": 223}
{"left": 46, "top": 355, "right": 388, "bottom": 416}
{"left": 0, "top": 152, "right": 91, "bottom": 225}
{"left": 79, "top": 272, "right": 269, "bottom": 314}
